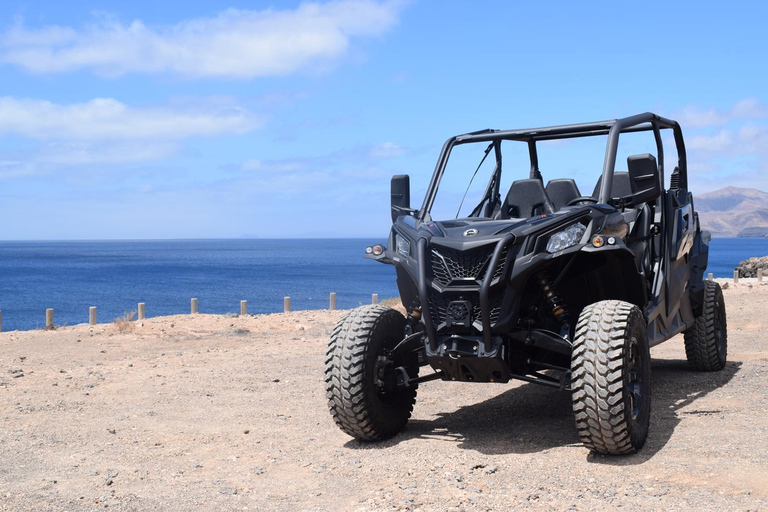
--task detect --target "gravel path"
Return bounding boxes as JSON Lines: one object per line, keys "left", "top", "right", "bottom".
{"left": 1, "top": 282, "right": 767, "bottom": 511}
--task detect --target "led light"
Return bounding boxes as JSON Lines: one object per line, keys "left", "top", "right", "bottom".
{"left": 365, "top": 246, "right": 373, "bottom": 254}
{"left": 592, "top": 235, "right": 605, "bottom": 248}
{"left": 395, "top": 234, "right": 410, "bottom": 258}
{"left": 546, "top": 222, "right": 587, "bottom": 253}
{"left": 607, "top": 237, "right": 616, "bottom": 245}
{"left": 372, "top": 244, "right": 384, "bottom": 256}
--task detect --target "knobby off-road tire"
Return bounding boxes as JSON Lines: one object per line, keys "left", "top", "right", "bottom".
{"left": 325, "top": 305, "right": 417, "bottom": 441}
{"left": 684, "top": 281, "right": 727, "bottom": 372}
{"left": 571, "top": 300, "right": 651, "bottom": 455}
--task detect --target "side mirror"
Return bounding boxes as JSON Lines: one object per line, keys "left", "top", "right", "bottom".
{"left": 391, "top": 174, "right": 411, "bottom": 222}
{"left": 625, "top": 154, "right": 661, "bottom": 206}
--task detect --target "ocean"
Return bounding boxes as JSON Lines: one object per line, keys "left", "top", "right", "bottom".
{"left": 0, "top": 237, "right": 766, "bottom": 332}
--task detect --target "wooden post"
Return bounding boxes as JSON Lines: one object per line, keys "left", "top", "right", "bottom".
{"left": 707, "top": 272, "right": 713, "bottom": 281}
{"left": 138, "top": 303, "right": 146, "bottom": 320}
{"left": 46, "top": 308, "right": 54, "bottom": 329}
{"left": 191, "top": 298, "right": 198, "bottom": 314}
{"left": 759, "top": 269, "right": 763, "bottom": 283}
{"left": 734, "top": 270, "right": 739, "bottom": 284}
{"left": 284, "top": 297, "right": 291, "bottom": 313}
{"left": 372, "top": 293, "right": 379, "bottom": 305}
{"left": 240, "top": 300, "right": 248, "bottom": 316}
{"left": 329, "top": 292, "right": 336, "bottom": 311}
{"left": 89, "top": 307, "right": 97, "bottom": 325}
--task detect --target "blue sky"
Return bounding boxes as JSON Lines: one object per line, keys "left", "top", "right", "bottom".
{"left": 0, "top": 0, "right": 766, "bottom": 239}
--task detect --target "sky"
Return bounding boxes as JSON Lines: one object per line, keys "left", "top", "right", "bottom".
{"left": 0, "top": 0, "right": 766, "bottom": 240}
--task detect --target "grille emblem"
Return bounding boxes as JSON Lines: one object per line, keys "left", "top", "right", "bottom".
{"left": 463, "top": 228, "right": 478, "bottom": 237}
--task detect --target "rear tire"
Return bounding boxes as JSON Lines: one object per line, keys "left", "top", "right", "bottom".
{"left": 684, "top": 281, "right": 727, "bottom": 371}
{"left": 325, "top": 305, "right": 417, "bottom": 441}
{"left": 571, "top": 300, "right": 651, "bottom": 455}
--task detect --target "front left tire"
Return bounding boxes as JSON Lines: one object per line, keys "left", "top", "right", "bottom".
{"left": 571, "top": 300, "right": 652, "bottom": 455}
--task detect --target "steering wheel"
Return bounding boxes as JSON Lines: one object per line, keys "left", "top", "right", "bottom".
{"left": 566, "top": 196, "right": 599, "bottom": 206}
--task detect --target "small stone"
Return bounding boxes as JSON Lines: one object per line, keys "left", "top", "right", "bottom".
{"left": 484, "top": 466, "right": 499, "bottom": 475}
{"left": 219, "top": 487, "right": 237, "bottom": 495}
{"left": 84, "top": 470, "right": 100, "bottom": 476}
{"left": 252, "top": 466, "right": 266, "bottom": 475}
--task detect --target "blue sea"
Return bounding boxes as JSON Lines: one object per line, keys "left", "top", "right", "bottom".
{"left": 0, "top": 237, "right": 765, "bottom": 332}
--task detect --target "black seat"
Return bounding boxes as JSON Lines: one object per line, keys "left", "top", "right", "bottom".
{"left": 546, "top": 179, "right": 581, "bottom": 211}
{"left": 591, "top": 172, "right": 632, "bottom": 200}
{"left": 499, "top": 179, "right": 555, "bottom": 219}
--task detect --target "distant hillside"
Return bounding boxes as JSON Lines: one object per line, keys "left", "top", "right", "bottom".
{"left": 696, "top": 186, "right": 768, "bottom": 237}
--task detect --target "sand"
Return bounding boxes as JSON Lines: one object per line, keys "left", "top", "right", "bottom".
{"left": 1, "top": 280, "right": 767, "bottom": 511}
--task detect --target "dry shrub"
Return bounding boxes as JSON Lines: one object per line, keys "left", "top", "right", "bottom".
{"left": 114, "top": 311, "right": 137, "bottom": 333}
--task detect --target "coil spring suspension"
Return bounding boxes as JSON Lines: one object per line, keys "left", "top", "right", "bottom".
{"left": 535, "top": 271, "right": 571, "bottom": 340}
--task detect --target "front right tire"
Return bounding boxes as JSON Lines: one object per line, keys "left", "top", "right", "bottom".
{"left": 571, "top": 300, "right": 651, "bottom": 455}
{"left": 325, "top": 305, "right": 417, "bottom": 441}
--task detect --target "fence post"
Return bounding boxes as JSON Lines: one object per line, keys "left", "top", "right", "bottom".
{"left": 89, "top": 307, "right": 97, "bottom": 326}
{"left": 240, "top": 300, "right": 248, "bottom": 316}
{"left": 46, "top": 308, "right": 54, "bottom": 329}
{"left": 329, "top": 292, "right": 336, "bottom": 311}
{"left": 734, "top": 270, "right": 739, "bottom": 284}
{"left": 372, "top": 293, "right": 379, "bottom": 305}
{"left": 707, "top": 272, "right": 713, "bottom": 281}
{"left": 138, "top": 303, "right": 146, "bottom": 320}
{"left": 284, "top": 297, "right": 291, "bottom": 313}
{"left": 759, "top": 268, "right": 763, "bottom": 283}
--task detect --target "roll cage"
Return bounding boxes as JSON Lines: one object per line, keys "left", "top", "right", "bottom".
{"left": 418, "top": 112, "right": 687, "bottom": 222}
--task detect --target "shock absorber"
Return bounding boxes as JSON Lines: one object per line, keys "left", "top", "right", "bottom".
{"left": 535, "top": 271, "right": 571, "bottom": 340}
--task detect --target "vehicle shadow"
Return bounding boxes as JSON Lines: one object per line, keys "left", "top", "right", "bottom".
{"left": 344, "top": 359, "right": 740, "bottom": 462}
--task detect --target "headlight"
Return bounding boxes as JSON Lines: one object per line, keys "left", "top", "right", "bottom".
{"left": 395, "top": 234, "right": 410, "bottom": 257}
{"left": 546, "top": 222, "right": 587, "bottom": 253}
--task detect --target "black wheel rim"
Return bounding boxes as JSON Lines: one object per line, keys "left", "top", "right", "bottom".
{"left": 374, "top": 350, "right": 402, "bottom": 407}
{"left": 626, "top": 335, "right": 643, "bottom": 421}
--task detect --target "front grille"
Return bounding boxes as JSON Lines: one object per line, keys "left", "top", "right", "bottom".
{"left": 428, "top": 290, "right": 505, "bottom": 328}
{"left": 430, "top": 245, "right": 507, "bottom": 287}
{"left": 471, "top": 290, "right": 505, "bottom": 324}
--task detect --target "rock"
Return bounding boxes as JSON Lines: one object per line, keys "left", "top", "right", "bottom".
{"left": 219, "top": 487, "right": 237, "bottom": 495}
{"left": 735, "top": 255, "right": 768, "bottom": 278}
{"left": 103, "top": 470, "right": 119, "bottom": 486}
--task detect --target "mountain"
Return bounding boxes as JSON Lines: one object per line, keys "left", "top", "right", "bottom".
{"left": 695, "top": 186, "right": 768, "bottom": 237}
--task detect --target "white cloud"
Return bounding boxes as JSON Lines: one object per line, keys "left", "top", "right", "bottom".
{"left": 0, "top": 96, "right": 260, "bottom": 141}
{"left": 0, "top": 1, "right": 405, "bottom": 78}
{"left": 370, "top": 141, "right": 405, "bottom": 158}
{"left": 676, "top": 98, "right": 767, "bottom": 128}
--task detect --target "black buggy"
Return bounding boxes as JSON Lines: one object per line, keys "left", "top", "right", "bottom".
{"left": 325, "top": 113, "right": 727, "bottom": 454}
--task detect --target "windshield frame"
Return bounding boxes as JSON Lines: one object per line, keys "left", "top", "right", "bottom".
{"left": 418, "top": 113, "right": 686, "bottom": 222}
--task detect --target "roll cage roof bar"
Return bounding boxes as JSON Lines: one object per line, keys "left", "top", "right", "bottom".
{"left": 419, "top": 112, "right": 687, "bottom": 222}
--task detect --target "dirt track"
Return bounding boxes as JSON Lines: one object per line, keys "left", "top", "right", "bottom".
{"left": 1, "top": 281, "right": 767, "bottom": 511}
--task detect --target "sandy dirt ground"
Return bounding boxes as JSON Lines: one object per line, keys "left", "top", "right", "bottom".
{"left": 1, "top": 280, "right": 767, "bottom": 511}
